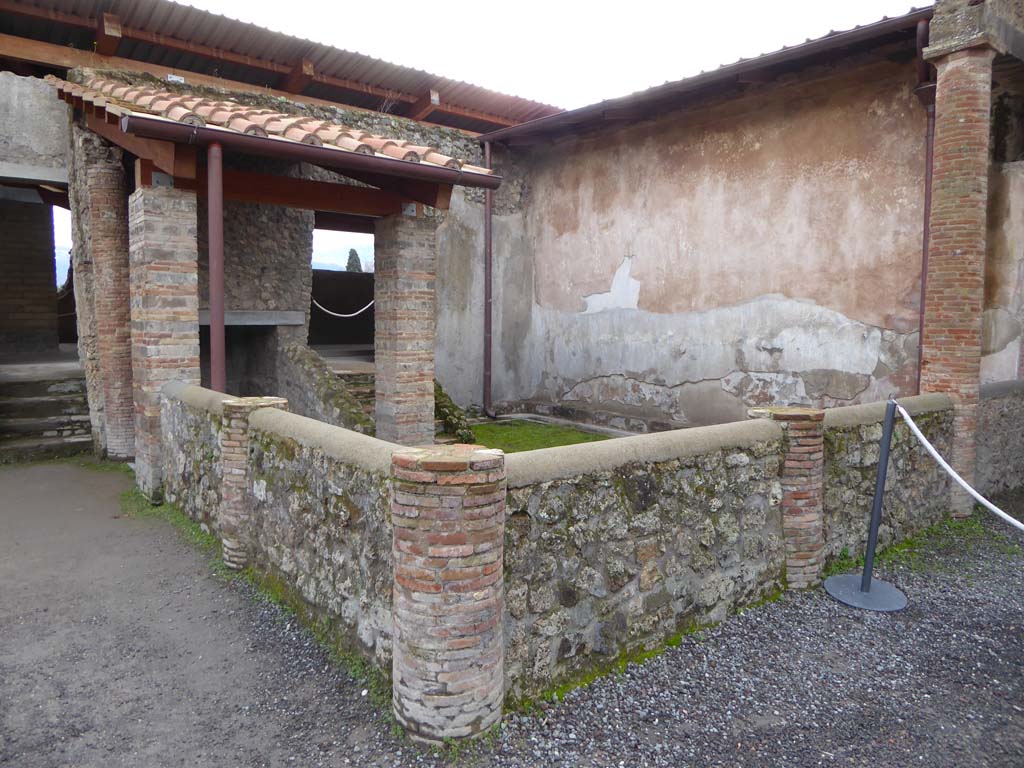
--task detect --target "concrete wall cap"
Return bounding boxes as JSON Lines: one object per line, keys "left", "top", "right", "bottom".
{"left": 162, "top": 380, "right": 231, "bottom": 416}
{"left": 980, "top": 378, "right": 1024, "bottom": 400}
{"left": 249, "top": 407, "right": 397, "bottom": 473}
{"left": 505, "top": 418, "right": 782, "bottom": 488}
{"left": 823, "top": 393, "right": 953, "bottom": 429}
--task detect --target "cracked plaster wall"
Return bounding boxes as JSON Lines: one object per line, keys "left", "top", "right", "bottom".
{"left": 983, "top": 161, "right": 1024, "bottom": 383}
{"left": 473, "top": 56, "right": 930, "bottom": 430}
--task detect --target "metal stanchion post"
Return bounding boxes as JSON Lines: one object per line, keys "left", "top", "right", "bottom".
{"left": 824, "top": 399, "right": 909, "bottom": 612}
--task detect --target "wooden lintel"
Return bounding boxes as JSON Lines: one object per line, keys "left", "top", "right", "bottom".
{"left": 84, "top": 113, "right": 196, "bottom": 179}
{"left": 134, "top": 158, "right": 155, "bottom": 188}
{"left": 95, "top": 13, "right": 122, "bottom": 57}
{"left": 37, "top": 186, "right": 70, "bottom": 210}
{"left": 324, "top": 167, "right": 453, "bottom": 210}
{"left": 409, "top": 89, "right": 441, "bottom": 122}
{"left": 282, "top": 57, "right": 315, "bottom": 94}
{"left": 313, "top": 211, "right": 377, "bottom": 233}
{"left": 195, "top": 169, "right": 406, "bottom": 217}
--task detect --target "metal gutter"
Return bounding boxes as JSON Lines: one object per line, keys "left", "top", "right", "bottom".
{"left": 119, "top": 114, "right": 503, "bottom": 190}
{"left": 480, "top": 6, "right": 934, "bottom": 145}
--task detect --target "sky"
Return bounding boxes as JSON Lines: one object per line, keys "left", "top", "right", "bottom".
{"left": 51, "top": 0, "right": 928, "bottom": 279}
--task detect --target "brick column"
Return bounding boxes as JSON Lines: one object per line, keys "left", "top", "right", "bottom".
{"left": 88, "top": 160, "right": 134, "bottom": 459}
{"left": 751, "top": 407, "right": 825, "bottom": 589}
{"left": 391, "top": 444, "right": 505, "bottom": 743}
{"left": 219, "top": 396, "right": 288, "bottom": 569}
{"left": 920, "top": 46, "right": 995, "bottom": 517}
{"left": 129, "top": 186, "right": 200, "bottom": 500}
{"left": 374, "top": 213, "right": 436, "bottom": 445}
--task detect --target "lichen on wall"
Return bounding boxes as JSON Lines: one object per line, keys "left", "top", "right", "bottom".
{"left": 503, "top": 438, "right": 785, "bottom": 699}
{"left": 161, "top": 396, "right": 223, "bottom": 531}
{"left": 274, "top": 342, "right": 374, "bottom": 434}
{"left": 976, "top": 381, "right": 1024, "bottom": 496}
{"left": 822, "top": 402, "right": 953, "bottom": 562}
{"left": 248, "top": 426, "right": 393, "bottom": 667}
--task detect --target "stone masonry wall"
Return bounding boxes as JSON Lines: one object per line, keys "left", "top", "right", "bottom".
{"left": 822, "top": 394, "right": 954, "bottom": 562}
{"left": 976, "top": 380, "right": 1024, "bottom": 496}
{"left": 501, "top": 420, "right": 785, "bottom": 700}
{"left": 161, "top": 385, "right": 224, "bottom": 531}
{"left": 248, "top": 409, "right": 395, "bottom": 667}
{"left": 273, "top": 341, "right": 373, "bottom": 434}
{"left": 160, "top": 383, "right": 961, "bottom": 712}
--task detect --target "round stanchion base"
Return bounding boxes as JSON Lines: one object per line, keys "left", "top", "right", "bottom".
{"left": 824, "top": 573, "right": 908, "bottom": 612}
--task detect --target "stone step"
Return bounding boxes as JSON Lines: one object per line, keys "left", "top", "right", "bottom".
{"left": 0, "top": 376, "right": 88, "bottom": 400}
{"left": 435, "top": 434, "right": 458, "bottom": 445}
{"left": 0, "top": 393, "right": 89, "bottom": 419}
{"left": 0, "top": 414, "right": 93, "bottom": 440}
{"left": 0, "top": 434, "right": 92, "bottom": 464}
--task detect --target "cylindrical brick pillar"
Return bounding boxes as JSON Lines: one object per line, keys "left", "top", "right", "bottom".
{"left": 219, "top": 396, "right": 287, "bottom": 570}
{"left": 751, "top": 406, "right": 825, "bottom": 589}
{"left": 920, "top": 45, "right": 995, "bottom": 517}
{"left": 390, "top": 444, "right": 506, "bottom": 743}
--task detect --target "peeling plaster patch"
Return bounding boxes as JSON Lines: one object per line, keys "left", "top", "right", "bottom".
{"left": 982, "top": 307, "right": 1023, "bottom": 355}
{"left": 982, "top": 340, "right": 1021, "bottom": 384}
{"left": 562, "top": 375, "right": 684, "bottom": 419}
{"left": 721, "top": 371, "right": 809, "bottom": 407}
{"left": 582, "top": 256, "right": 640, "bottom": 314}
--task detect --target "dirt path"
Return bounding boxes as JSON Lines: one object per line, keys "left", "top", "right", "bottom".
{"left": 0, "top": 462, "right": 396, "bottom": 768}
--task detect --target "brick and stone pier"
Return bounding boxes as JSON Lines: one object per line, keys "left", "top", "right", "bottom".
{"left": 390, "top": 444, "right": 506, "bottom": 743}
{"left": 750, "top": 406, "right": 825, "bottom": 589}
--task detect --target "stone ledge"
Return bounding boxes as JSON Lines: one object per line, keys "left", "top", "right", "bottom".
{"left": 162, "top": 380, "right": 233, "bottom": 416}
{"left": 980, "top": 378, "right": 1024, "bottom": 400}
{"left": 505, "top": 418, "right": 783, "bottom": 489}
{"left": 823, "top": 393, "right": 953, "bottom": 429}
{"left": 249, "top": 406, "right": 396, "bottom": 473}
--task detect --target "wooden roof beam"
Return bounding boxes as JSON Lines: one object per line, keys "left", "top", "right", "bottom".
{"left": 409, "top": 89, "right": 441, "bottom": 121}
{"left": 95, "top": 13, "right": 122, "bottom": 57}
{"left": 282, "top": 57, "right": 315, "bottom": 94}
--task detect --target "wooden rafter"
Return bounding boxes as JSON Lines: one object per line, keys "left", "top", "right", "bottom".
{"left": 0, "top": 2, "right": 528, "bottom": 128}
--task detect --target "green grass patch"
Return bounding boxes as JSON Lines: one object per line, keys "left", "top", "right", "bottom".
{"left": 821, "top": 512, "right": 1021, "bottom": 577}
{"left": 471, "top": 419, "right": 610, "bottom": 453}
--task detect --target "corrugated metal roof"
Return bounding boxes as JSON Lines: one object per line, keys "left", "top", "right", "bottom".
{"left": 1, "top": 0, "right": 562, "bottom": 131}
{"left": 481, "top": 5, "right": 934, "bottom": 145}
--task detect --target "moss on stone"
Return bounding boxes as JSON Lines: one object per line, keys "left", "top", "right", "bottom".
{"left": 434, "top": 381, "right": 475, "bottom": 443}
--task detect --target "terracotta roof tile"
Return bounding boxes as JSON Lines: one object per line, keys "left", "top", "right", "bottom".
{"left": 47, "top": 74, "right": 484, "bottom": 175}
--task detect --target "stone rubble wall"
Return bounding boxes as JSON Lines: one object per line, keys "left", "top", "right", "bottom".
{"left": 976, "top": 380, "right": 1024, "bottom": 496}
{"left": 821, "top": 394, "right": 954, "bottom": 562}
{"left": 247, "top": 407, "right": 395, "bottom": 668}
{"left": 159, "top": 381, "right": 961, "bottom": 711}
{"left": 501, "top": 420, "right": 786, "bottom": 700}
{"left": 273, "top": 342, "right": 374, "bottom": 434}
{"left": 161, "top": 382, "right": 225, "bottom": 531}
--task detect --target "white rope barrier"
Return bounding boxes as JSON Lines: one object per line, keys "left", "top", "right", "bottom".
{"left": 896, "top": 402, "right": 1024, "bottom": 534}
{"left": 311, "top": 297, "right": 374, "bottom": 319}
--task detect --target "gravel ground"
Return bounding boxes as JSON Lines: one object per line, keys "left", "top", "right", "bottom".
{"left": 2, "top": 463, "right": 1022, "bottom": 767}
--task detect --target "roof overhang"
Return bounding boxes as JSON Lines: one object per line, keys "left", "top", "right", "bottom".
{"left": 481, "top": 7, "right": 934, "bottom": 146}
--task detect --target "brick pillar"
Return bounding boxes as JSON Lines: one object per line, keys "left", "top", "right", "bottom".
{"left": 751, "top": 407, "right": 825, "bottom": 589}
{"left": 219, "top": 396, "right": 288, "bottom": 569}
{"left": 374, "top": 213, "right": 436, "bottom": 445}
{"left": 920, "top": 46, "right": 995, "bottom": 517}
{"left": 129, "top": 186, "right": 200, "bottom": 500}
{"left": 88, "top": 161, "right": 134, "bottom": 459}
{"left": 391, "top": 444, "right": 505, "bottom": 743}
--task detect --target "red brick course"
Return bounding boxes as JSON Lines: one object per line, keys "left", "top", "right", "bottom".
{"left": 391, "top": 444, "right": 505, "bottom": 743}
{"left": 373, "top": 213, "right": 436, "bottom": 446}
{"left": 920, "top": 46, "right": 995, "bottom": 517}
{"left": 128, "top": 186, "right": 200, "bottom": 499}
{"left": 87, "top": 161, "right": 135, "bottom": 459}
{"left": 219, "top": 396, "right": 288, "bottom": 569}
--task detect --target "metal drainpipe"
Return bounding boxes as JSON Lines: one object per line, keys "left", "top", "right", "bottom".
{"left": 483, "top": 141, "right": 496, "bottom": 418}
{"left": 915, "top": 19, "right": 935, "bottom": 395}
{"left": 208, "top": 142, "right": 227, "bottom": 393}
